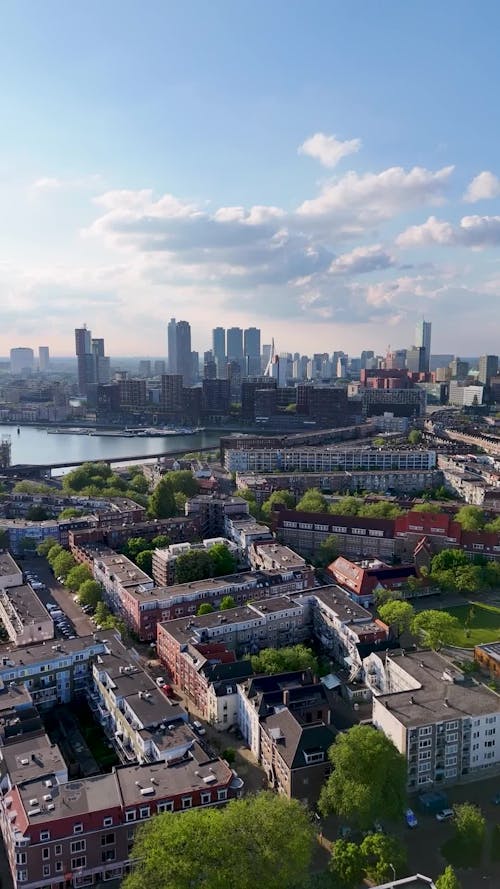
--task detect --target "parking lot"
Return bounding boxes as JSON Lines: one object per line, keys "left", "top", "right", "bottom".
{"left": 21, "top": 556, "right": 95, "bottom": 638}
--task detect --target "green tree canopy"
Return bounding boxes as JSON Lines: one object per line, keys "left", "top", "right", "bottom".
{"left": 94, "top": 601, "right": 111, "bottom": 626}
{"left": 123, "top": 792, "right": 314, "bottom": 889}
{"left": 46, "top": 543, "right": 64, "bottom": 566}
{"left": 135, "top": 550, "right": 153, "bottom": 574}
{"left": 453, "top": 802, "right": 486, "bottom": 856}
{"left": 125, "top": 537, "right": 150, "bottom": 558}
{"left": 436, "top": 865, "right": 462, "bottom": 889}
{"left": 197, "top": 603, "right": 214, "bottom": 616}
{"left": 315, "top": 534, "right": 338, "bottom": 569}
{"left": 431, "top": 549, "right": 469, "bottom": 572}
{"left": 129, "top": 473, "right": 149, "bottom": 494}
{"left": 58, "top": 507, "right": 85, "bottom": 519}
{"left": 26, "top": 505, "right": 52, "bottom": 521}
{"left": 485, "top": 515, "right": 500, "bottom": 533}
{"left": 208, "top": 543, "right": 237, "bottom": 577}
{"left": 51, "top": 551, "right": 76, "bottom": 580}
{"left": 220, "top": 595, "right": 236, "bottom": 611}
{"left": 357, "top": 501, "right": 404, "bottom": 519}
{"left": 329, "top": 840, "right": 364, "bottom": 889}
{"left": 454, "top": 505, "right": 485, "bottom": 532}
{"left": 65, "top": 563, "right": 93, "bottom": 592}
{"left": 319, "top": 725, "right": 407, "bottom": 828}
{"left": 77, "top": 580, "right": 103, "bottom": 608}
{"left": 296, "top": 488, "right": 329, "bottom": 514}
{"left": 261, "top": 490, "right": 295, "bottom": 521}
{"left": 237, "top": 488, "right": 261, "bottom": 520}
{"left": 167, "top": 470, "right": 198, "bottom": 497}
{"left": 174, "top": 550, "right": 213, "bottom": 584}
{"left": 330, "top": 497, "right": 363, "bottom": 516}
{"left": 408, "top": 429, "right": 423, "bottom": 445}
{"left": 250, "top": 644, "right": 319, "bottom": 676}
{"left": 151, "top": 534, "right": 170, "bottom": 549}
{"left": 62, "top": 461, "right": 112, "bottom": 493}
{"left": 411, "top": 610, "right": 460, "bottom": 649}
{"left": 411, "top": 502, "right": 441, "bottom": 513}
{"left": 360, "top": 833, "right": 407, "bottom": 884}
{"left": 148, "top": 478, "right": 177, "bottom": 519}
{"left": 378, "top": 600, "right": 415, "bottom": 635}
{"left": 37, "top": 537, "right": 59, "bottom": 558}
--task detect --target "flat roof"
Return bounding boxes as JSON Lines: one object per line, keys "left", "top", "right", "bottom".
{"left": 17, "top": 771, "right": 121, "bottom": 822}
{"left": 116, "top": 747, "right": 233, "bottom": 805}
{"left": 93, "top": 551, "right": 152, "bottom": 587}
{"left": 97, "top": 646, "right": 185, "bottom": 727}
{"left": 375, "top": 649, "right": 500, "bottom": 726}
{"left": 310, "top": 585, "right": 374, "bottom": 623}
{"left": 2, "top": 733, "right": 66, "bottom": 785}
{"left": 254, "top": 542, "right": 306, "bottom": 567}
{"left": 0, "top": 682, "right": 33, "bottom": 711}
{"left": 0, "top": 584, "right": 52, "bottom": 627}
{"left": 0, "top": 635, "right": 103, "bottom": 672}
{"left": 0, "top": 552, "right": 20, "bottom": 578}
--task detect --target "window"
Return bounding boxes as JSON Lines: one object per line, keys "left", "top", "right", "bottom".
{"left": 103, "top": 817, "right": 113, "bottom": 827}
{"left": 42, "top": 847, "right": 50, "bottom": 860}
{"left": 181, "top": 797, "right": 192, "bottom": 809}
{"left": 17, "top": 870, "right": 27, "bottom": 883}
{"left": 446, "top": 721, "right": 459, "bottom": 731}
{"left": 71, "top": 856, "right": 86, "bottom": 870}
{"left": 419, "top": 726, "right": 432, "bottom": 737}
{"left": 157, "top": 801, "right": 174, "bottom": 814}
{"left": 101, "top": 849, "right": 116, "bottom": 863}
{"left": 139, "top": 806, "right": 150, "bottom": 819}
{"left": 201, "top": 792, "right": 211, "bottom": 805}
{"left": 217, "top": 789, "right": 227, "bottom": 801}
{"left": 304, "top": 751, "right": 325, "bottom": 764}
{"left": 445, "top": 768, "right": 457, "bottom": 778}
{"left": 419, "top": 750, "right": 432, "bottom": 761}
{"left": 43, "top": 865, "right": 50, "bottom": 877}
{"left": 55, "top": 862, "right": 63, "bottom": 873}
{"left": 71, "top": 840, "right": 86, "bottom": 854}
{"left": 55, "top": 845, "right": 62, "bottom": 855}
{"left": 40, "top": 831, "right": 51, "bottom": 841}
{"left": 418, "top": 762, "right": 431, "bottom": 773}
{"left": 16, "top": 853, "right": 27, "bottom": 865}
{"left": 447, "top": 744, "right": 458, "bottom": 754}
{"left": 446, "top": 733, "right": 458, "bottom": 743}
{"left": 445, "top": 756, "right": 457, "bottom": 767}
{"left": 101, "top": 834, "right": 115, "bottom": 847}
{"left": 73, "top": 823, "right": 83, "bottom": 834}
{"left": 125, "top": 810, "right": 136, "bottom": 822}
{"left": 419, "top": 739, "right": 432, "bottom": 749}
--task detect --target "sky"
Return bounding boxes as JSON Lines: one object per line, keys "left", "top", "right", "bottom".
{"left": 1, "top": 0, "right": 499, "bottom": 358}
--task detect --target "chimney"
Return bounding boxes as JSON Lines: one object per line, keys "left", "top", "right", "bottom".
{"left": 283, "top": 689, "right": 290, "bottom": 706}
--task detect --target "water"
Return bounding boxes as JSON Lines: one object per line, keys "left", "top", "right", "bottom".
{"left": 0, "top": 425, "right": 221, "bottom": 468}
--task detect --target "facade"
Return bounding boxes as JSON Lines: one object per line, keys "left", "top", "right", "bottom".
{"left": 185, "top": 495, "right": 250, "bottom": 537}
{"left": 212, "top": 327, "right": 225, "bottom": 373}
{"left": 248, "top": 542, "right": 308, "bottom": 575}
{"left": 10, "top": 349, "right": 35, "bottom": 375}
{"left": 366, "top": 648, "right": 500, "bottom": 788}
{"left": 474, "top": 643, "right": 500, "bottom": 678}
{"left": 151, "top": 538, "right": 239, "bottom": 586}
{"left": 38, "top": 347, "right": 50, "bottom": 372}
{"left": 0, "top": 584, "right": 54, "bottom": 646}
{"left": 224, "top": 446, "right": 436, "bottom": 474}
{"left": 414, "top": 319, "right": 432, "bottom": 372}
{"left": 327, "top": 556, "right": 417, "bottom": 608}
{"left": 0, "top": 551, "right": 23, "bottom": 589}
{"left": 478, "top": 354, "right": 499, "bottom": 386}
{"left": 243, "top": 327, "right": 261, "bottom": 376}
{"left": 236, "top": 467, "right": 441, "bottom": 499}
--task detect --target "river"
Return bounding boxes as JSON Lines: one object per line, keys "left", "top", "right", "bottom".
{"left": 0, "top": 425, "right": 222, "bottom": 468}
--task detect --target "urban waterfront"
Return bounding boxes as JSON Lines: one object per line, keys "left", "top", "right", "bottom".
{"left": 0, "top": 425, "right": 221, "bottom": 467}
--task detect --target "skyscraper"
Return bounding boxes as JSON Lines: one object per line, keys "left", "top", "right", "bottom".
{"left": 167, "top": 318, "right": 177, "bottom": 374}
{"left": 227, "top": 327, "right": 244, "bottom": 369}
{"left": 415, "top": 319, "right": 432, "bottom": 372}
{"left": 10, "top": 348, "right": 34, "bottom": 375}
{"left": 38, "top": 346, "right": 50, "bottom": 372}
{"left": 244, "top": 327, "right": 261, "bottom": 376}
{"left": 212, "top": 327, "right": 225, "bottom": 375}
{"left": 176, "top": 320, "right": 192, "bottom": 385}
{"left": 75, "top": 325, "right": 94, "bottom": 394}
{"left": 478, "top": 354, "right": 499, "bottom": 386}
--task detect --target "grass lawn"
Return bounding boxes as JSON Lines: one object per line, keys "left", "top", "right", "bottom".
{"left": 444, "top": 602, "right": 500, "bottom": 647}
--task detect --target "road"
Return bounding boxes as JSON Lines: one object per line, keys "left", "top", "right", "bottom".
{"left": 21, "top": 556, "right": 95, "bottom": 637}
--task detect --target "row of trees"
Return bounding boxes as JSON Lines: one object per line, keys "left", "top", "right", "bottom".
{"left": 61, "top": 462, "right": 150, "bottom": 506}
{"left": 429, "top": 548, "right": 500, "bottom": 594}
{"left": 377, "top": 600, "right": 460, "bottom": 648}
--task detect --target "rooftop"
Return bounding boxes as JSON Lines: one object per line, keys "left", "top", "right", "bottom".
{"left": 0, "top": 584, "right": 52, "bottom": 629}
{"left": 1, "top": 733, "right": 66, "bottom": 785}
{"left": 94, "top": 550, "right": 153, "bottom": 588}
{"left": 476, "top": 642, "right": 500, "bottom": 663}
{"left": 0, "top": 635, "right": 104, "bottom": 673}
{"left": 254, "top": 542, "right": 306, "bottom": 569}
{"left": 261, "top": 708, "right": 335, "bottom": 769}
{"left": 0, "top": 552, "right": 20, "bottom": 579}
{"left": 375, "top": 648, "right": 500, "bottom": 726}
{"left": 116, "top": 745, "right": 233, "bottom": 805}
{"left": 308, "top": 585, "right": 375, "bottom": 624}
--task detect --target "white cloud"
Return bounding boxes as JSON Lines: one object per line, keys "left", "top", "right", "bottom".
{"left": 463, "top": 171, "right": 500, "bottom": 203}
{"left": 396, "top": 214, "right": 500, "bottom": 248}
{"left": 298, "top": 132, "right": 361, "bottom": 168}
{"left": 296, "top": 165, "right": 454, "bottom": 229}
{"left": 29, "top": 174, "right": 103, "bottom": 196}
{"left": 330, "top": 244, "right": 394, "bottom": 275}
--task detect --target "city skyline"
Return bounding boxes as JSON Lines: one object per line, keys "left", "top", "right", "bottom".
{"left": 1, "top": 2, "right": 500, "bottom": 356}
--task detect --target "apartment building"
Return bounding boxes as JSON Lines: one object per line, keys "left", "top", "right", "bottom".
{"left": 185, "top": 495, "right": 250, "bottom": 537}
{"left": 260, "top": 709, "right": 334, "bottom": 807}
{"left": 0, "top": 584, "right": 54, "bottom": 646}
{"left": 152, "top": 537, "right": 239, "bottom": 586}
{"left": 248, "top": 541, "right": 309, "bottom": 576}
{"left": 224, "top": 446, "right": 436, "bottom": 474}
{"left": 365, "top": 648, "right": 500, "bottom": 788}
{"left": 236, "top": 467, "right": 441, "bottom": 500}
{"left": 225, "top": 517, "right": 273, "bottom": 550}
{"left": 327, "top": 557, "right": 417, "bottom": 608}
{"left": 0, "top": 551, "right": 23, "bottom": 588}
{"left": 69, "top": 514, "right": 201, "bottom": 560}
{"left": 474, "top": 642, "right": 500, "bottom": 678}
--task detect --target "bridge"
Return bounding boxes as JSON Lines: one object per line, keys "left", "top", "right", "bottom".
{"left": 3, "top": 445, "right": 217, "bottom": 478}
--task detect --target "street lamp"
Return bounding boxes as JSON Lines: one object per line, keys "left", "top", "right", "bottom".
{"left": 389, "top": 862, "right": 396, "bottom": 884}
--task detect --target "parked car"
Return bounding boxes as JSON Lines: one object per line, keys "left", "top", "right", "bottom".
{"left": 192, "top": 720, "right": 206, "bottom": 736}
{"left": 156, "top": 677, "right": 166, "bottom": 687}
{"left": 405, "top": 809, "right": 418, "bottom": 828}
{"left": 161, "top": 684, "right": 176, "bottom": 698}
{"left": 45, "top": 602, "right": 57, "bottom": 612}
{"left": 436, "top": 809, "right": 454, "bottom": 822}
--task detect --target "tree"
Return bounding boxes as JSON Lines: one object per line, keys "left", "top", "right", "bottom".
{"left": 58, "top": 507, "right": 84, "bottom": 519}
{"left": 454, "top": 505, "right": 485, "bottom": 532}
{"left": 65, "top": 564, "right": 93, "bottom": 592}
{"left": 315, "top": 534, "right": 338, "bottom": 569}
{"left": 453, "top": 802, "right": 486, "bottom": 859}
{"left": 94, "top": 601, "right": 111, "bottom": 626}
{"left": 125, "top": 537, "right": 150, "bottom": 559}
{"left": 174, "top": 491, "right": 188, "bottom": 514}
{"left": 37, "top": 537, "right": 59, "bottom": 558}
{"left": 46, "top": 544, "right": 64, "bottom": 566}
{"left": 148, "top": 478, "right": 176, "bottom": 519}
{"left": 62, "top": 461, "right": 112, "bottom": 493}
{"left": 329, "top": 497, "right": 362, "bottom": 516}
{"left": 251, "top": 644, "right": 319, "bottom": 676}
{"left": 175, "top": 550, "right": 213, "bottom": 584}
{"left": 411, "top": 502, "right": 441, "bottom": 513}
{"left": 360, "top": 833, "right": 407, "bottom": 884}
{"left": 408, "top": 429, "right": 423, "bottom": 445}
{"left": 51, "top": 551, "right": 76, "bottom": 580}
{"left": 411, "top": 610, "right": 460, "bottom": 649}
{"left": 135, "top": 550, "right": 153, "bottom": 573}
{"left": 208, "top": 543, "right": 237, "bottom": 577}
{"left": 378, "top": 601, "right": 415, "bottom": 635}
{"left": 485, "top": 516, "right": 500, "bottom": 533}
{"left": 197, "top": 603, "right": 214, "bottom": 616}
{"left": 329, "top": 840, "right": 365, "bottom": 889}
{"left": 77, "top": 580, "right": 103, "bottom": 608}
{"left": 238, "top": 487, "right": 261, "bottom": 520}
{"left": 261, "top": 490, "right": 295, "bottom": 521}
{"left": 436, "top": 866, "right": 462, "bottom": 889}
{"left": 220, "top": 595, "right": 236, "bottom": 610}
{"left": 123, "top": 792, "right": 314, "bottom": 889}
{"left": 129, "top": 473, "right": 149, "bottom": 494}
{"left": 167, "top": 470, "right": 198, "bottom": 497}
{"left": 358, "top": 501, "right": 404, "bottom": 519}
{"left": 151, "top": 535, "right": 170, "bottom": 549}
{"left": 26, "top": 505, "right": 52, "bottom": 521}
{"left": 296, "top": 488, "right": 329, "bottom": 513}
{"left": 431, "top": 549, "right": 469, "bottom": 573}
{"left": 319, "top": 725, "right": 407, "bottom": 828}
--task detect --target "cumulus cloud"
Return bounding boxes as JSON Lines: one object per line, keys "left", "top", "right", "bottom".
{"left": 30, "top": 174, "right": 103, "bottom": 195}
{"left": 463, "top": 171, "right": 500, "bottom": 203}
{"left": 396, "top": 214, "right": 500, "bottom": 248}
{"left": 298, "top": 132, "right": 361, "bottom": 168}
{"left": 329, "top": 244, "right": 394, "bottom": 275}
{"left": 296, "top": 165, "right": 454, "bottom": 229}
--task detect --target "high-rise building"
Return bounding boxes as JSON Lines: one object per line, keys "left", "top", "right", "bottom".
{"left": 38, "top": 346, "right": 50, "bottom": 372}
{"left": 92, "top": 338, "right": 110, "bottom": 384}
{"left": 415, "top": 319, "right": 432, "bottom": 372}
{"left": 75, "top": 325, "right": 94, "bottom": 394}
{"left": 227, "top": 327, "right": 244, "bottom": 368}
{"left": 161, "top": 374, "right": 183, "bottom": 413}
{"left": 478, "top": 355, "right": 499, "bottom": 386}
{"left": 244, "top": 327, "right": 261, "bottom": 376}
{"left": 138, "top": 360, "right": 152, "bottom": 377}
{"left": 449, "top": 357, "right": 469, "bottom": 380}
{"left": 406, "top": 346, "right": 426, "bottom": 374}
{"left": 9, "top": 348, "right": 34, "bottom": 375}
{"left": 167, "top": 318, "right": 177, "bottom": 374}
{"left": 212, "top": 327, "right": 225, "bottom": 375}
{"left": 154, "top": 359, "right": 166, "bottom": 375}
{"left": 360, "top": 350, "right": 375, "bottom": 369}
{"left": 176, "top": 320, "right": 192, "bottom": 385}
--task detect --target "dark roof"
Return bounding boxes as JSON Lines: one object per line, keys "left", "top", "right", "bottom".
{"left": 202, "top": 659, "right": 254, "bottom": 684}
{"left": 242, "top": 670, "right": 314, "bottom": 700}
{"left": 262, "top": 708, "right": 335, "bottom": 769}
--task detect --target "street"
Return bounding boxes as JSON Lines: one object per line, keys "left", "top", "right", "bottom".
{"left": 21, "top": 556, "right": 96, "bottom": 637}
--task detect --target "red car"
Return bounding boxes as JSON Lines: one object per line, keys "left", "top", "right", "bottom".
{"left": 161, "top": 684, "right": 177, "bottom": 698}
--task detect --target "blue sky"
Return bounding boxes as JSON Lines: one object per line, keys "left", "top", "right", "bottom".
{"left": 1, "top": 0, "right": 499, "bottom": 356}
